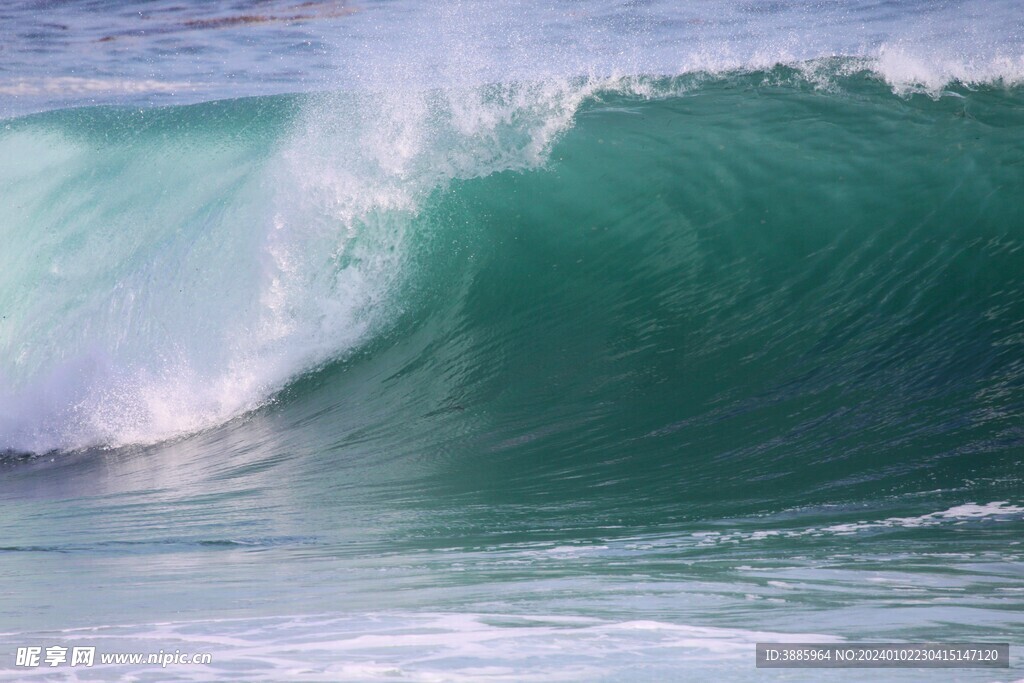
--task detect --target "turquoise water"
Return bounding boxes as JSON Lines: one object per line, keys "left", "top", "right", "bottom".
{"left": 2, "top": 2, "right": 1024, "bottom": 681}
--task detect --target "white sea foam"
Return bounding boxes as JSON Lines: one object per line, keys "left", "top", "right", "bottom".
{"left": 819, "top": 501, "right": 1024, "bottom": 535}
{"left": 0, "top": 612, "right": 840, "bottom": 682}
{"left": 0, "top": 76, "right": 619, "bottom": 453}
{"left": 556, "top": 502, "right": 1024, "bottom": 554}
{"left": 0, "top": 77, "right": 199, "bottom": 98}
{"left": 874, "top": 47, "right": 1024, "bottom": 95}
{"left": 690, "top": 502, "right": 1024, "bottom": 546}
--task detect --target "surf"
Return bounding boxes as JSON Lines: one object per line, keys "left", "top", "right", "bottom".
{"left": 1, "top": 64, "right": 1023, "bottom": 459}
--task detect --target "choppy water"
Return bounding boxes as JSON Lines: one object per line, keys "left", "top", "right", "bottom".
{"left": 1, "top": 1, "right": 1023, "bottom": 681}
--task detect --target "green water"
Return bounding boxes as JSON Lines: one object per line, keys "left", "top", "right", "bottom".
{"left": 1, "top": 71, "right": 1023, "bottom": 680}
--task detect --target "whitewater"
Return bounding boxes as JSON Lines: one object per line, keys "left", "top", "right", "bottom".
{"left": 1, "top": 0, "right": 1023, "bottom": 680}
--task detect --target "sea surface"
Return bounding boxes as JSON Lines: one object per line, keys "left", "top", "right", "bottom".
{"left": 1, "top": 1, "right": 1023, "bottom": 680}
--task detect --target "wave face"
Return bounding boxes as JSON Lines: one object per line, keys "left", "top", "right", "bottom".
{"left": 2, "top": 63, "right": 1024, "bottom": 680}
{"left": 3, "top": 69, "right": 1024, "bottom": 465}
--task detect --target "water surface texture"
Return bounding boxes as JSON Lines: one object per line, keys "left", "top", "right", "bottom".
{"left": 1, "top": 1, "right": 1023, "bottom": 680}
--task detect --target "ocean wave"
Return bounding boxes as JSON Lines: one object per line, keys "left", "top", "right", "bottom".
{"left": 2, "top": 67, "right": 1023, "bottom": 456}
